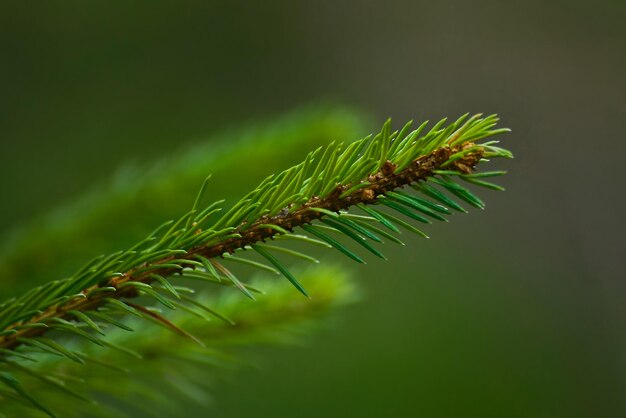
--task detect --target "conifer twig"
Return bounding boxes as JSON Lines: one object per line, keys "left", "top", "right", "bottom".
{"left": 0, "top": 142, "right": 484, "bottom": 351}
{"left": 0, "top": 113, "right": 512, "bottom": 417}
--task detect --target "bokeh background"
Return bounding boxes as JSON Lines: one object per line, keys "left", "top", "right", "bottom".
{"left": 1, "top": 1, "right": 625, "bottom": 417}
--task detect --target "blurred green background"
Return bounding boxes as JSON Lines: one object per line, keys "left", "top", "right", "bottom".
{"left": 1, "top": 1, "right": 624, "bottom": 417}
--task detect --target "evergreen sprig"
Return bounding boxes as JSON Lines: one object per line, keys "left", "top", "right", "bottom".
{"left": 0, "top": 113, "right": 511, "bottom": 416}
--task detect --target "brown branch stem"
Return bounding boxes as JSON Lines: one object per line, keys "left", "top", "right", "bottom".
{"left": 0, "top": 143, "right": 482, "bottom": 352}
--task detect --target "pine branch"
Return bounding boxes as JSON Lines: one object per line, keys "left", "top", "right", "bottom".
{"left": 0, "top": 112, "right": 512, "bottom": 416}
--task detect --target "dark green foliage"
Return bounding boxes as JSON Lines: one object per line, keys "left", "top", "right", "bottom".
{"left": 0, "top": 107, "right": 365, "bottom": 299}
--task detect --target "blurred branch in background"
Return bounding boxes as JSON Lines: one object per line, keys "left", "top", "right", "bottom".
{"left": 0, "top": 265, "right": 358, "bottom": 418}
